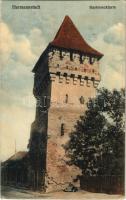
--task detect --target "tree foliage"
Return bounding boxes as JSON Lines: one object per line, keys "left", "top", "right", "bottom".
{"left": 65, "top": 88, "right": 125, "bottom": 176}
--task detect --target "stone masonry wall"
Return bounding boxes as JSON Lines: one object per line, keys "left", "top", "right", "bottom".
{"left": 48, "top": 49, "right": 100, "bottom": 78}
{"left": 45, "top": 47, "right": 101, "bottom": 191}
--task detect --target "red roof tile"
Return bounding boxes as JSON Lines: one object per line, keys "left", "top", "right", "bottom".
{"left": 50, "top": 16, "right": 103, "bottom": 58}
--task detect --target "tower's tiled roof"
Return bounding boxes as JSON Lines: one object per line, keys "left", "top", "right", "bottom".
{"left": 32, "top": 16, "right": 103, "bottom": 73}
{"left": 50, "top": 16, "right": 103, "bottom": 58}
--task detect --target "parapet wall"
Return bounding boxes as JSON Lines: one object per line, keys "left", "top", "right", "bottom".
{"left": 48, "top": 48, "right": 100, "bottom": 77}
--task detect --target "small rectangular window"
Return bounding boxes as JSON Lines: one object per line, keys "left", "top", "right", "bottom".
{"left": 60, "top": 51, "right": 63, "bottom": 60}
{"left": 70, "top": 52, "right": 73, "bottom": 61}
{"left": 61, "top": 123, "right": 65, "bottom": 136}
{"left": 65, "top": 94, "right": 68, "bottom": 103}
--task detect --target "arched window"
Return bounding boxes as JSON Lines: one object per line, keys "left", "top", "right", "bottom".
{"left": 61, "top": 123, "right": 65, "bottom": 136}
{"left": 80, "top": 96, "right": 84, "bottom": 104}
{"left": 65, "top": 94, "right": 68, "bottom": 103}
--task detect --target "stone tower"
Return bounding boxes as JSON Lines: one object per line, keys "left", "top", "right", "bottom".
{"left": 28, "top": 16, "right": 103, "bottom": 191}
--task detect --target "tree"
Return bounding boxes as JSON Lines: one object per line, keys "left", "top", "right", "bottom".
{"left": 65, "top": 88, "right": 125, "bottom": 176}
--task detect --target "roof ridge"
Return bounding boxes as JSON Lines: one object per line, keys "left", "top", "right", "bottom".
{"left": 54, "top": 16, "right": 74, "bottom": 40}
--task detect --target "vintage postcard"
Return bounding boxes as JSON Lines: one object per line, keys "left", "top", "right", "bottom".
{"left": 0, "top": 0, "right": 125, "bottom": 199}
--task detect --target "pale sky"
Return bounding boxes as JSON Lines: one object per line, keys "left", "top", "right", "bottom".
{"left": 0, "top": 1, "right": 125, "bottom": 161}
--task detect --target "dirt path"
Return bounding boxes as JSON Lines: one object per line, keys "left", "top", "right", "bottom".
{"left": 1, "top": 186, "right": 124, "bottom": 199}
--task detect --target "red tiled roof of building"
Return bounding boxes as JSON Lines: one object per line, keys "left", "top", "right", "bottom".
{"left": 50, "top": 16, "right": 103, "bottom": 58}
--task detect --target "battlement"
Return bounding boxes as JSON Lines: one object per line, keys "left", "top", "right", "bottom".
{"left": 48, "top": 48, "right": 99, "bottom": 73}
